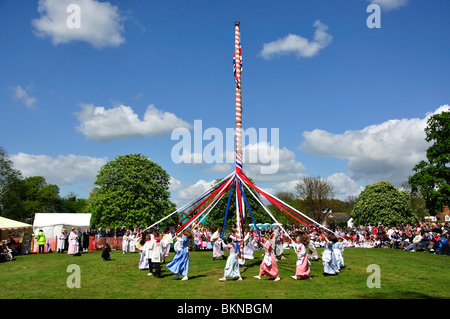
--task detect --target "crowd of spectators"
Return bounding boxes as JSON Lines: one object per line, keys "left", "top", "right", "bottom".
{"left": 282, "top": 222, "right": 450, "bottom": 256}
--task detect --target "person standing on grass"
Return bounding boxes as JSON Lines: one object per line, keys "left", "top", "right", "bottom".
{"left": 166, "top": 229, "right": 193, "bottom": 281}
{"left": 144, "top": 231, "right": 156, "bottom": 276}
{"left": 254, "top": 236, "right": 281, "bottom": 282}
{"left": 33, "top": 229, "right": 46, "bottom": 254}
{"left": 219, "top": 237, "right": 243, "bottom": 282}
{"left": 291, "top": 235, "right": 311, "bottom": 280}
{"left": 67, "top": 228, "right": 79, "bottom": 255}
{"left": 149, "top": 236, "right": 166, "bottom": 278}
{"left": 82, "top": 229, "right": 90, "bottom": 253}
{"left": 56, "top": 229, "right": 66, "bottom": 254}
{"left": 122, "top": 230, "right": 130, "bottom": 254}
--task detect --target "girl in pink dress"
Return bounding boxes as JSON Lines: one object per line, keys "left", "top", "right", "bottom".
{"left": 291, "top": 235, "right": 311, "bottom": 280}
{"left": 254, "top": 237, "right": 280, "bottom": 281}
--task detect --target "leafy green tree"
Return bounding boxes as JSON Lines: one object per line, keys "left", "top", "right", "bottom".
{"left": 1, "top": 176, "right": 61, "bottom": 221}
{"left": 409, "top": 110, "right": 450, "bottom": 214}
{"left": 0, "top": 146, "right": 22, "bottom": 216}
{"left": 351, "top": 181, "right": 417, "bottom": 226}
{"left": 60, "top": 192, "right": 88, "bottom": 214}
{"left": 87, "top": 154, "right": 175, "bottom": 229}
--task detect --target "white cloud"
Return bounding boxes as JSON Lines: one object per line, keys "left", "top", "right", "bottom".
{"left": 369, "top": 0, "right": 408, "bottom": 10}
{"left": 243, "top": 142, "right": 306, "bottom": 183}
{"left": 300, "top": 105, "right": 450, "bottom": 187}
{"left": 75, "top": 103, "right": 192, "bottom": 142}
{"left": 11, "top": 85, "right": 36, "bottom": 108}
{"left": 177, "top": 179, "right": 216, "bottom": 201}
{"left": 260, "top": 20, "right": 332, "bottom": 60}
{"left": 32, "top": 0, "right": 125, "bottom": 49}
{"left": 10, "top": 153, "right": 107, "bottom": 186}
{"left": 326, "top": 173, "right": 364, "bottom": 200}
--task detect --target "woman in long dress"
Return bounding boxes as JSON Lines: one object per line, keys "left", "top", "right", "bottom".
{"left": 254, "top": 237, "right": 281, "bottom": 281}
{"left": 166, "top": 229, "right": 193, "bottom": 281}
{"left": 291, "top": 235, "right": 311, "bottom": 280}
{"left": 219, "top": 237, "right": 243, "bottom": 281}
{"left": 67, "top": 228, "right": 79, "bottom": 255}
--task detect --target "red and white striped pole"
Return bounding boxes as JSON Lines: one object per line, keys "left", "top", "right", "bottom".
{"left": 234, "top": 22, "right": 245, "bottom": 265}
{"left": 235, "top": 22, "right": 243, "bottom": 174}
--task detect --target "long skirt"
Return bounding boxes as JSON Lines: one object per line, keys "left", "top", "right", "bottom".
{"left": 224, "top": 252, "right": 240, "bottom": 278}
{"left": 67, "top": 241, "right": 78, "bottom": 255}
{"left": 322, "top": 249, "right": 339, "bottom": 275}
{"left": 259, "top": 253, "right": 279, "bottom": 278}
{"left": 167, "top": 249, "right": 189, "bottom": 276}
{"left": 295, "top": 257, "right": 310, "bottom": 278}
{"left": 139, "top": 250, "right": 149, "bottom": 270}
{"left": 213, "top": 240, "right": 224, "bottom": 258}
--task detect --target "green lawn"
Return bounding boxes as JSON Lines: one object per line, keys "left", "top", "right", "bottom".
{"left": 1, "top": 247, "right": 449, "bottom": 299}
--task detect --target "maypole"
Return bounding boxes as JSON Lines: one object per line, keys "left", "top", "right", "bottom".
{"left": 234, "top": 21, "right": 245, "bottom": 265}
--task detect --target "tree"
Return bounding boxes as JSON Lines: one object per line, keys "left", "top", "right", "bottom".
{"left": 409, "top": 110, "right": 450, "bottom": 214}
{"left": 1, "top": 176, "right": 61, "bottom": 221}
{"left": 0, "top": 146, "right": 22, "bottom": 215}
{"left": 60, "top": 192, "right": 88, "bottom": 214}
{"left": 295, "top": 176, "right": 335, "bottom": 223}
{"left": 351, "top": 181, "right": 417, "bottom": 226}
{"left": 402, "top": 180, "right": 429, "bottom": 221}
{"left": 87, "top": 154, "right": 175, "bottom": 229}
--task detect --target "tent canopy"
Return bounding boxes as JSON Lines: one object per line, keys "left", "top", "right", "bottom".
{"left": 33, "top": 213, "right": 91, "bottom": 238}
{"left": 0, "top": 216, "right": 32, "bottom": 230}
{"left": 0, "top": 216, "right": 33, "bottom": 240}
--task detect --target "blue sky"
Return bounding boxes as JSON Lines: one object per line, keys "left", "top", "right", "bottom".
{"left": 1, "top": 0, "right": 449, "bottom": 207}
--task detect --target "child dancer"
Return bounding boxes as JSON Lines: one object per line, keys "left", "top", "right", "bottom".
{"left": 149, "top": 237, "right": 166, "bottom": 278}
{"left": 291, "top": 234, "right": 311, "bottom": 280}
{"left": 219, "top": 237, "right": 243, "bottom": 282}
{"left": 166, "top": 229, "right": 193, "bottom": 281}
{"left": 334, "top": 237, "right": 345, "bottom": 269}
{"left": 211, "top": 228, "right": 226, "bottom": 260}
{"left": 254, "top": 236, "right": 281, "bottom": 281}
{"left": 144, "top": 232, "right": 155, "bottom": 276}
{"left": 322, "top": 234, "right": 340, "bottom": 276}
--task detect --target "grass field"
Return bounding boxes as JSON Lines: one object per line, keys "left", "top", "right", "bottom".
{"left": 1, "top": 247, "right": 449, "bottom": 299}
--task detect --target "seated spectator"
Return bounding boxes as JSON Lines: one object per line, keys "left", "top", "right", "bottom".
{"left": 404, "top": 231, "right": 422, "bottom": 252}
{"left": 1, "top": 240, "right": 15, "bottom": 261}
{"left": 437, "top": 233, "right": 449, "bottom": 255}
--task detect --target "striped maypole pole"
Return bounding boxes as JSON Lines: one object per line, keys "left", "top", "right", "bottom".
{"left": 234, "top": 21, "right": 245, "bottom": 265}
{"left": 234, "top": 21, "right": 243, "bottom": 174}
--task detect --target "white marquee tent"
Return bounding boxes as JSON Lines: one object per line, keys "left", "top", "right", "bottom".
{"left": 0, "top": 216, "right": 33, "bottom": 240}
{"left": 33, "top": 213, "right": 92, "bottom": 238}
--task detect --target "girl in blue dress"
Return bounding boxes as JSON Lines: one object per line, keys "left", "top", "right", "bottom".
{"left": 166, "top": 229, "right": 193, "bottom": 281}
{"left": 322, "top": 234, "right": 340, "bottom": 276}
